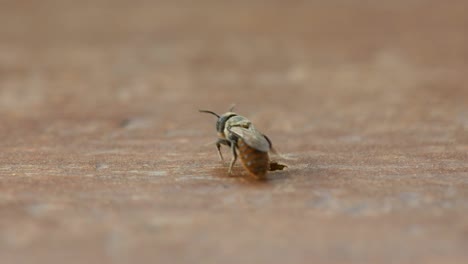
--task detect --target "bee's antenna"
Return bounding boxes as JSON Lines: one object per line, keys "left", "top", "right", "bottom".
{"left": 229, "top": 103, "right": 236, "bottom": 112}
{"left": 199, "top": 110, "right": 220, "bottom": 118}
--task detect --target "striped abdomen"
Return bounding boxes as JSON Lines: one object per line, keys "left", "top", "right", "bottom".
{"left": 237, "top": 138, "right": 269, "bottom": 179}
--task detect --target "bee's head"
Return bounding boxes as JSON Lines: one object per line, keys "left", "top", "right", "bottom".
{"left": 216, "top": 112, "right": 239, "bottom": 133}
{"left": 199, "top": 110, "right": 238, "bottom": 134}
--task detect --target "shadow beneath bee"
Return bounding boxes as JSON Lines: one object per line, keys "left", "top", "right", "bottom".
{"left": 210, "top": 166, "right": 290, "bottom": 186}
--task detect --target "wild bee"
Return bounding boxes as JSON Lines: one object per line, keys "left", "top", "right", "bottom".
{"left": 200, "top": 107, "right": 287, "bottom": 179}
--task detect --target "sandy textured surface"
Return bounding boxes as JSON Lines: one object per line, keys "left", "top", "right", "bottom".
{"left": 1, "top": 1, "right": 467, "bottom": 263}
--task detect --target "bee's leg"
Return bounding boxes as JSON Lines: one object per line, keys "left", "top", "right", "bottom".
{"left": 215, "top": 139, "right": 231, "bottom": 162}
{"left": 216, "top": 143, "right": 224, "bottom": 161}
{"left": 263, "top": 134, "right": 281, "bottom": 157}
{"left": 215, "top": 140, "right": 224, "bottom": 162}
{"left": 228, "top": 142, "right": 237, "bottom": 175}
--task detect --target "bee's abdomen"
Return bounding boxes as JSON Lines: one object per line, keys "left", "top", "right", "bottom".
{"left": 237, "top": 139, "right": 269, "bottom": 178}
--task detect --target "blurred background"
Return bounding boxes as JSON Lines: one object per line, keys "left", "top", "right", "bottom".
{"left": 1, "top": 1, "right": 467, "bottom": 263}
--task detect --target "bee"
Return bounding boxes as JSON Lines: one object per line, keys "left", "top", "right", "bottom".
{"left": 200, "top": 108, "right": 287, "bottom": 179}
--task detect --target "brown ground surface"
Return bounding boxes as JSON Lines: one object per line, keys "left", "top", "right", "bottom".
{"left": 1, "top": 1, "right": 467, "bottom": 263}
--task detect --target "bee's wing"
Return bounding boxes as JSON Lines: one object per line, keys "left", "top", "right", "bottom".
{"left": 229, "top": 127, "right": 270, "bottom": 152}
